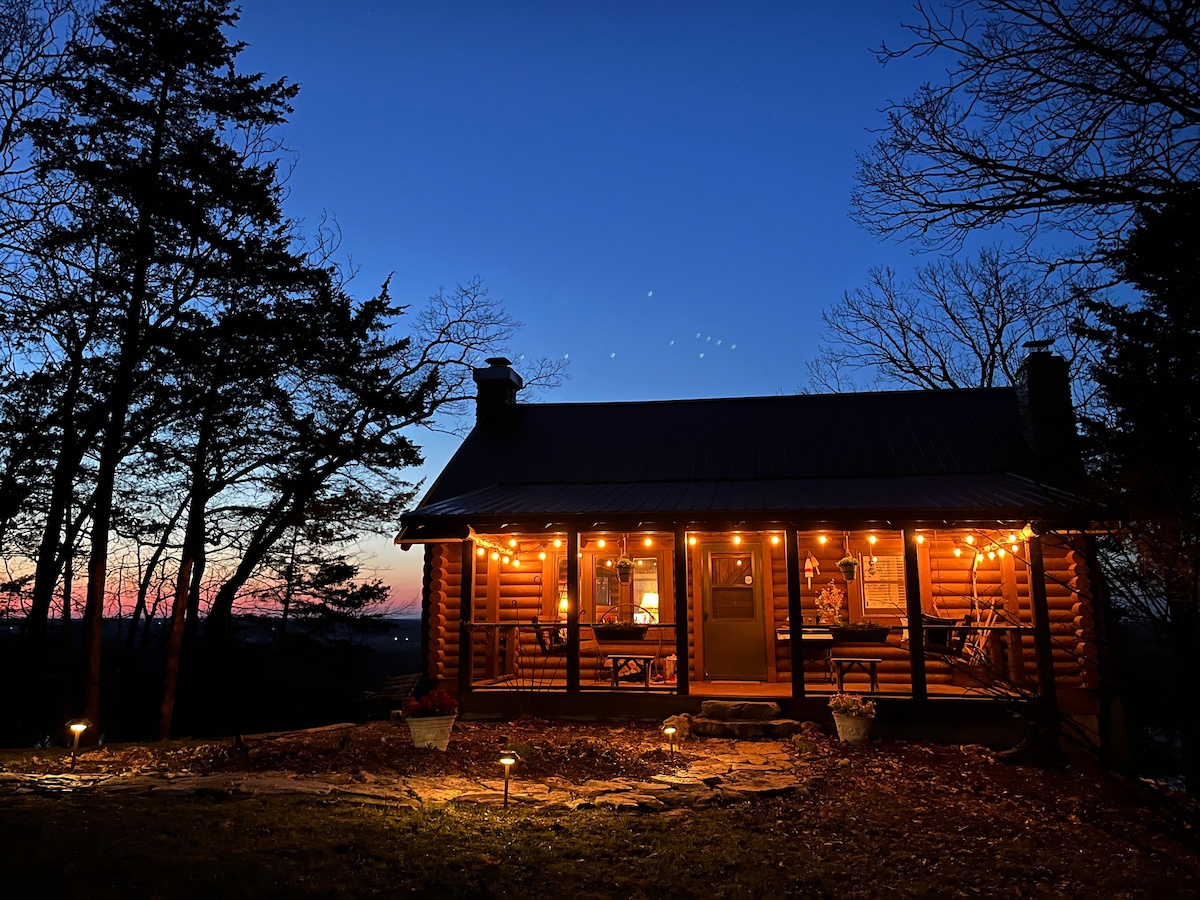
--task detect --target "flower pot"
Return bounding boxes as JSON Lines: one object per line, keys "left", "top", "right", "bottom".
{"left": 837, "top": 559, "right": 858, "bottom": 582}
{"left": 406, "top": 714, "right": 457, "bottom": 751}
{"left": 832, "top": 712, "right": 873, "bottom": 746}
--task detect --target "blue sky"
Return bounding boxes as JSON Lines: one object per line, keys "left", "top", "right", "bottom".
{"left": 233, "top": 2, "right": 945, "bottom": 605}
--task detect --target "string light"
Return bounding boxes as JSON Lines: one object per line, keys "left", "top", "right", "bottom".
{"left": 553, "top": 538, "right": 562, "bottom": 548}
{"left": 953, "top": 547, "right": 963, "bottom": 557}
{"left": 508, "top": 538, "right": 517, "bottom": 548}
{"left": 538, "top": 551, "right": 547, "bottom": 560}
{"left": 477, "top": 547, "right": 486, "bottom": 557}
{"left": 491, "top": 551, "right": 500, "bottom": 561}
{"left": 964, "top": 535, "right": 975, "bottom": 545}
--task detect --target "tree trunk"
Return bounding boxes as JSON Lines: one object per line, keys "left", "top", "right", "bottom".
{"left": 158, "top": 412, "right": 212, "bottom": 740}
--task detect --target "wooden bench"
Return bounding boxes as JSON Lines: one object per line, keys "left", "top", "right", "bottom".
{"left": 360, "top": 673, "right": 421, "bottom": 718}
{"left": 831, "top": 657, "right": 882, "bottom": 692}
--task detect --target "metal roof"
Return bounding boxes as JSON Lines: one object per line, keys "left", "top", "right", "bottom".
{"left": 400, "top": 387, "right": 1096, "bottom": 536}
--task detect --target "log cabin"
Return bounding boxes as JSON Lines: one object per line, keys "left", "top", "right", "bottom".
{"left": 396, "top": 352, "right": 1107, "bottom": 745}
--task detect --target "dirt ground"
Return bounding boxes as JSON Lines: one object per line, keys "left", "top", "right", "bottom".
{"left": 3, "top": 718, "right": 1200, "bottom": 897}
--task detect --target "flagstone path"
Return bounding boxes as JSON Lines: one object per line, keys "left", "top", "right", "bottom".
{"left": 0, "top": 740, "right": 813, "bottom": 810}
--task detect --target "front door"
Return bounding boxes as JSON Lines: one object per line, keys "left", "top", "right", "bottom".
{"left": 702, "top": 547, "right": 767, "bottom": 680}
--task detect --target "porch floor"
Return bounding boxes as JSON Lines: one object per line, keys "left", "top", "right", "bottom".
{"left": 469, "top": 678, "right": 1018, "bottom": 699}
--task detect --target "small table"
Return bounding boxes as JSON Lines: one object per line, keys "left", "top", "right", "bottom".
{"left": 831, "top": 657, "right": 882, "bottom": 692}
{"left": 608, "top": 653, "right": 657, "bottom": 688}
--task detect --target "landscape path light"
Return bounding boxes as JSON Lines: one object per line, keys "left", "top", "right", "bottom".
{"left": 66, "top": 718, "right": 91, "bottom": 769}
{"left": 661, "top": 723, "right": 677, "bottom": 761}
{"left": 499, "top": 749, "right": 519, "bottom": 809}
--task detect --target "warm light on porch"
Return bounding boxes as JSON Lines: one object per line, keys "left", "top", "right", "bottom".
{"left": 732, "top": 534, "right": 742, "bottom": 545}
{"left": 688, "top": 536, "right": 697, "bottom": 546}
{"left": 643, "top": 537, "right": 653, "bottom": 547}
{"left": 553, "top": 538, "right": 562, "bottom": 548}
{"left": 477, "top": 547, "right": 485, "bottom": 557}
{"left": 538, "top": 551, "right": 547, "bottom": 560}
{"left": 491, "top": 551, "right": 500, "bottom": 561}
{"left": 508, "top": 538, "right": 517, "bottom": 548}
{"left": 868, "top": 534, "right": 877, "bottom": 545}
{"left": 965, "top": 535, "right": 974, "bottom": 545}
{"left": 818, "top": 534, "right": 828, "bottom": 545}
{"left": 916, "top": 533, "right": 925, "bottom": 544}
{"left": 770, "top": 535, "right": 780, "bottom": 545}
{"left": 954, "top": 547, "right": 962, "bottom": 557}
{"left": 596, "top": 538, "right": 606, "bottom": 548}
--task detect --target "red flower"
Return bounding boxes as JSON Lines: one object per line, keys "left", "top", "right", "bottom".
{"left": 404, "top": 688, "right": 459, "bottom": 718}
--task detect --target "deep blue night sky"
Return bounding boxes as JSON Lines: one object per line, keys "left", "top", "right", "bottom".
{"left": 233, "top": 2, "right": 945, "bottom": 603}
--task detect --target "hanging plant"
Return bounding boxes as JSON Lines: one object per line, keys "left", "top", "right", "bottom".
{"left": 837, "top": 554, "right": 858, "bottom": 582}
{"left": 615, "top": 555, "right": 635, "bottom": 585}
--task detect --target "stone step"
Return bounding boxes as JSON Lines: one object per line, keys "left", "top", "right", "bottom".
{"left": 699, "top": 700, "right": 781, "bottom": 720}
{"left": 689, "top": 717, "right": 800, "bottom": 740}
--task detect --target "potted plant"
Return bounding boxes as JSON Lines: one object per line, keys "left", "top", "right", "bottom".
{"left": 837, "top": 554, "right": 858, "bottom": 582}
{"left": 829, "top": 692, "right": 876, "bottom": 746}
{"left": 814, "top": 581, "right": 845, "bottom": 625}
{"left": 830, "top": 621, "right": 891, "bottom": 643}
{"left": 404, "top": 688, "right": 459, "bottom": 751}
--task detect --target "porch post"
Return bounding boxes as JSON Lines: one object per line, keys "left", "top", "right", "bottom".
{"left": 673, "top": 525, "right": 690, "bottom": 695}
{"left": 902, "top": 528, "right": 928, "bottom": 703}
{"left": 1026, "top": 534, "right": 1062, "bottom": 728}
{"left": 458, "top": 538, "right": 476, "bottom": 697}
{"left": 566, "top": 529, "right": 580, "bottom": 693}
{"left": 784, "top": 526, "right": 805, "bottom": 699}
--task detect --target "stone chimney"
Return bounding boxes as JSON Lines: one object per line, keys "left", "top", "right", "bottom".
{"left": 472, "top": 357, "right": 523, "bottom": 424}
{"left": 1015, "top": 350, "right": 1084, "bottom": 491}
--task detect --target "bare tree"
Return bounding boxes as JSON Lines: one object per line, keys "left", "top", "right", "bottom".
{"left": 853, "top": 0, "right": 1200, "bottom": 256}
{"left": 807, "top": 247, "right": 1099, "bottom": 409}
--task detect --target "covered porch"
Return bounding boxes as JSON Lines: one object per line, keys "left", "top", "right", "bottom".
{"left": 419, "top": 523, "right": 1096, "bottom": 719}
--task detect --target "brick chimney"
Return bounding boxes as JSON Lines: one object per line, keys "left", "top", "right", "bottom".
{"left": 1015, "top": 350, "right": 1084, "bottom": 491}
{"left": 472, "top": 357, "right": 523, "bottom": 423}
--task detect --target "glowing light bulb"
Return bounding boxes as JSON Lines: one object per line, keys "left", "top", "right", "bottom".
{"left": 491, "top": 551, "right": 500, "bottom": 561}
{"left": 868, "top": 534, "right": 877, "bottom": 545}
{"left": 643, "top": 537, "right": 653, "bottom": 547}
{"left": 538, "top": 551, "right": 547, "bottom": 560}
{"left": 553, "top": 538, "right": 562, "bottom": 548}
{"left": 1008, "top": 533, "right": 1018, "bottom": 543}
{"left": 965, "top": 535, "right": 975, "bottom": 545}
{"left": 916, "top": 534, "right": 925, "bottom": 544}
{"left": 508, "top": 538, "right": 517, "bottom": 548}
{"left": 606, "top": 559, "right": 613, "bottom": 567}
{"left": 596, "top": 538, "right": 606, "bottom": 549}
{"left": 954, "top": 547, "right": 962, "bottom": 558}
{"left": 976, "top": 552, "right": 984, "bottom": 563}
{"left": 987, "top": 551, "right": 995, "bottom": 560}
{"left": 770, "top": 535, "right": 780, "bottom": 545}
{"left": 502, "top": 555, "right": 510, "bottom": 565}
{"left": 512, "top": 558, "right": 521, "bottom": 567}
{"left": 688, "top": 536, "right": 697, "bottom": 546}
{"left": 732, "top": 535, "right": 742, "bottom": 545}
{"left": 477, "top": 547, "right": 485, "bottom": 557}
{"left": 818, "top": 535, "right": 828, "bottom": 545}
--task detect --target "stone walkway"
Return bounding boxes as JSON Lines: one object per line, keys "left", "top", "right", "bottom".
{"left": 0, "top": 740, "right": 813, "bottom": 811}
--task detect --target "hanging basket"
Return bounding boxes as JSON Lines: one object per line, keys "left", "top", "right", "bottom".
{"left": 832, "top": 712, "right": 873, "bottom": 746}
{"left": 837, "top": 556, "right": 858, "bottom": 582}
{"left": 406, "top": 714, "right": 457, "bottom": 751}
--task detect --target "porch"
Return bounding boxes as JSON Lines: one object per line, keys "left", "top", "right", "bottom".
{"left": 424, "top": 526, "right": 1096, "bottom": 717}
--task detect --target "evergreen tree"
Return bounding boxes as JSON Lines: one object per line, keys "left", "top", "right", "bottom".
{"left": 1082, "top": 194, "right": 1200, "bottom": 793}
